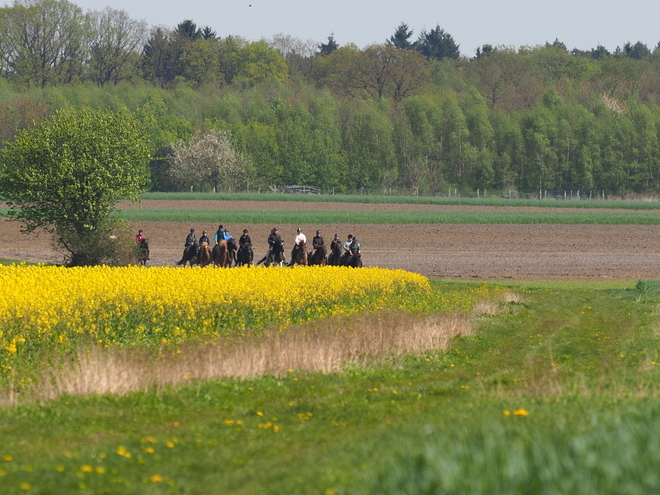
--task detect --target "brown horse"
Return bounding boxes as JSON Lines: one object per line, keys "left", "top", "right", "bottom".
{"left": 290, "top": 242, "right": 308, "bottom": 267}
{"left": 212, "top": 241, "right": 228, "bottom": 267}
{"left": 308, "top": 245, "right": 327, "bottom": 266}
{"left": 198, "top": 242, "right": 213, "bottom": 267}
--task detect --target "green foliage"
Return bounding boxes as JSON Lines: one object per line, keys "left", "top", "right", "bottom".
{"left": 0, "top": 107, "right": 151, "bottom": 265}
{"left": 3, "top": 14, "right": 660, "bottom": 195}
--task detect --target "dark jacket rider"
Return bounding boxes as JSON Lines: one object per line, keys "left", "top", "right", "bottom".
{"left": 185, "top": 229, "right": 197, "bottom": 247}
{"left": 312, "top": 230, "right": 324, "bottom": 249}
{"left": 240, "top": 230, "right": 252, "bottom": 248}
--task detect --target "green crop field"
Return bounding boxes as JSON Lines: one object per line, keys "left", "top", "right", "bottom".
{"left": 113, "top": 208, "right": 660, "bottom": 225}
{"left": 139, "top": 192, "right": 660, "bottom": 211}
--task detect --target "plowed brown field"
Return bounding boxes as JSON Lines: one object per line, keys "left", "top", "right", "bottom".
{"left": 3, "top": 200, "right": 660, "bottom": 280}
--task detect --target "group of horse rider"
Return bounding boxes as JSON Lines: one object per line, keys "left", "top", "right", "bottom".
{"left": 175, "top": 225, "right": 253, "bottom": 265}
{"left": 263, "top": 227, "right": 361, "bottom": 266}
{"left": 137, "top": 226, "right": 361, "bottom": 267}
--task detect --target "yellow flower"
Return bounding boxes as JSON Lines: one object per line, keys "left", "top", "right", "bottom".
{"left": 81, "top": 465, "right": 93, "bottom": 473}
{"left": 3, "top": 455, "right": 12, "bottom": 462}
{"left": 20, "top": 482, "right": 31, "bottom": 490}
{"left": 513, "top": 408, "right": 529, "bottom": 416}
{"left": 151, "top": 474, "right": 163, "bottom": 483}
{"left": 503, "top": 410, "right": 511, "bottom": 416}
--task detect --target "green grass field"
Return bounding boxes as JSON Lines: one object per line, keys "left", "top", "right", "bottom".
{"left": 113, "top": 208, "right": 660, "bottom": 225}
{"left": 2, "top": 279, "right": 660, "bottom": 494}
{"left": 139, "top": 192, "right": 660, "bottom": 211}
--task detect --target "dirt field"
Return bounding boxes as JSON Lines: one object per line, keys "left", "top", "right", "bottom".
{"left": 3, "top": 200, "right": 660, "bottom": 281}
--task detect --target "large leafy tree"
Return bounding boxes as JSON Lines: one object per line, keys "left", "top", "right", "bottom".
{"left": 0, "top": 107, "right": 151, "bottom": 265}
{"left": 88, "top": 7, "right": 147, "bottom": 86}
{"left": 0, "top": 0, "right": 88, "bottom": 87}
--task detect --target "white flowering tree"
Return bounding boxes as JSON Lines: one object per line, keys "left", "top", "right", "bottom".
{"left": 169, "top": 129, "right": 249, "bottom": 192}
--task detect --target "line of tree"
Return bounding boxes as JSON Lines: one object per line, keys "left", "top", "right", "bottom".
{"left": 2, "top": 0, "right": 660, "bottom": 195}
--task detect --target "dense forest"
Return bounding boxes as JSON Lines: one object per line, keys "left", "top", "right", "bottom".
{"left": 2, "top": 0, "right": 660, "bottom": 196}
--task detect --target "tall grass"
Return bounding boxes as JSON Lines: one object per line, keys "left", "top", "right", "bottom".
{"left": 33, "top": 311, "right": 473, "bottom": 402}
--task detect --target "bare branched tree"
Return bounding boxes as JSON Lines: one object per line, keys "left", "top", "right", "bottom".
{"left": 169, "top": 129, "right": 249, "bottom": 192}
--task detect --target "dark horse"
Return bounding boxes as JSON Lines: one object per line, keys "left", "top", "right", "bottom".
{"left": 136, "top": 238, "right": 150, "bottom": 266}
{"left": 198, "top": 242, "right": 213, "bottom": 267}
{"left": 289, "top": 242, "right": 307, "bottom": 267}
{"left": 308, "top": 245, "right": 327, "bottom": 266}
{"left": 177, "top": 244, "right": 198, "bottom": 267}
{"left": 340, "top": 252, "right": 363, "bottom": 268}
{"left": 257, "top": 237, "right": 286, "bottom": 266}
{"left": 327, "top": 241, "right": 343, "bottom": 266}
{"left": 236, "top": 242, "right": 253, "bottom": 266}
{"left": 226, "top": 238, "right": 238, "bottom": 267}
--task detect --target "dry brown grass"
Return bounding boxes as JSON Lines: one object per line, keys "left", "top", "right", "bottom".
{"left": 473, "top": 291, "right": 522, "bottom": 316}
{"left": 26, "top": 311, "right": 473, "bottom": 402}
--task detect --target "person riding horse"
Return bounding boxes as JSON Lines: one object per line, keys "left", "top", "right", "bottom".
{"left": 214, "top": 225, "right": 227, "bottom": 244}
{"left": 224, "top": 229, "right": 237, "bottom": 266}
{"left": 237, "top": 229, "right": 253, "bottom": 266}
{"left": 199, "top": 230, "right": 211, "bottom": 249}
{"left": 311, "top": 230, "right": 323, "bottom": 258}
{"left": 344, "top": 236, "right": 362, "bottom": 267}
{"left": 176, "top": 228, "right": 197, "bottom": 265}
{"left": 261, "top": 227, "right": 284, "bottom": 266}
{"left": 328, "top": 233, "right": 342, "bottom": 265}
{"left": 291, "top": 227, "right": 307, "bottom": 266}
{"left": 340, "top": 234, "right": 353, "bottom": 263}
{"left": 135, "top": 229, "right": 149, "bottom": 265}
{"left": 308, "top": 229, "right": 327, "bottom": 266}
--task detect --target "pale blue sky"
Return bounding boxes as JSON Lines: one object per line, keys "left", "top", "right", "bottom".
{"left": 71, "top": 0, "right": 659, "bottom": 56}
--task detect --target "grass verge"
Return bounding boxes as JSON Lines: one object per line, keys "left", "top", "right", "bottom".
{"left": 1, "top": 280, "right": 660, "bottom": 493}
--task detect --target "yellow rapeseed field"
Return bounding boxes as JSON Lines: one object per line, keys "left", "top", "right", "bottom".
{"left": 0, "top": 265, "right": 442, "bottom": 373}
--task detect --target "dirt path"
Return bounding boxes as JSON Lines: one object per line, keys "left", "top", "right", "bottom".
{"left": 2, "top": 217, "right": 659, "bottom": 281}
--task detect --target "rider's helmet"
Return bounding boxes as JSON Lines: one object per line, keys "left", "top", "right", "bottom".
{"left": 353, "top": 237, "right": 358, "bottom": 242}
{"left": 297, "top": 228, "right": 302, "bottom": 233}
{"left": 316, "top": 230, "right": 321, "bottom": 234}
{"left": 243, "top": 229, "right": 248, "bottom": 233}
{"left": 218, "top": 225, "right": 223, "bottom": 230}
{"left": 334, "top": 233, "right": 339, "bottom": 238}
